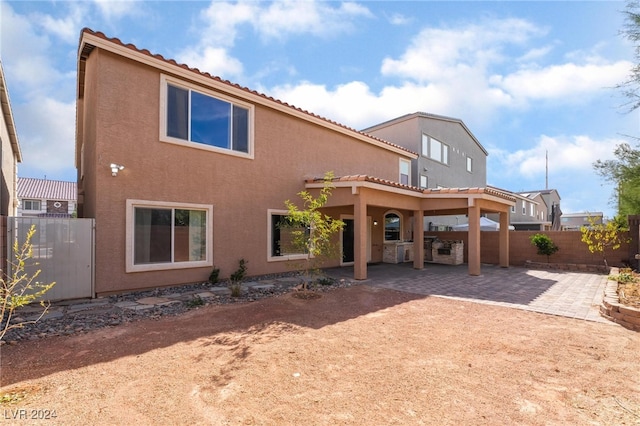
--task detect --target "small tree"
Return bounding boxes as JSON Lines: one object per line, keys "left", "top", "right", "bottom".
{"left": 580, "top": 216, "right": 628, "bottom": 268}
{"left": 530, "top": 233, "right": 559, "bottom": 263}
{"left": 282, "top": 171, "right": 345, "bottom": 289}
{"left": 1, "top": 225, "right": 56, "bottom": 341}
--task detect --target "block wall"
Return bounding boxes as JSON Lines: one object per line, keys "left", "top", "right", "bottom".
{"left": 425, "top": 230, "right": 632, "bottom": 268}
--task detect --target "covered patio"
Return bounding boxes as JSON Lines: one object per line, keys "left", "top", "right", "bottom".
{"left": 305, "top": 175, "right": 516, "bottom": 280}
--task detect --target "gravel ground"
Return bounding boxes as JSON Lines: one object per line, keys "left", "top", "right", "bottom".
{"left": 2, "top": 273, "right": 353, "bottom": 344}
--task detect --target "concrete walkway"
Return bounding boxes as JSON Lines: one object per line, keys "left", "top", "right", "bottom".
{"left": 326, "top": 263, "right": 611, "bottom": 323}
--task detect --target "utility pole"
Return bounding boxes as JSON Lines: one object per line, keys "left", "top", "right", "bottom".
{"left": 545, "top": 150, "right": 548, "bottom": 190}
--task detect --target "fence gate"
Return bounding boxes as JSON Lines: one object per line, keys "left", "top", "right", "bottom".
{"left": 7, "top": 217, "right": 95, "bottom": 301}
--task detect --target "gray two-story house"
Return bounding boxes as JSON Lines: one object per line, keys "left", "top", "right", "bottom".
{"left": 362, "top": 112, "right": 487, "bottom": 190}
{"left": 363, "top": 112, "right": 488, "bottom": 230}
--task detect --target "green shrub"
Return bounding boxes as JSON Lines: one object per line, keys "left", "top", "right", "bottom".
{"left": 209, "top": 266, "right": 220, "bottom": 284}
{"left": 529, "top": 233, "right": 559, "bottom": 263}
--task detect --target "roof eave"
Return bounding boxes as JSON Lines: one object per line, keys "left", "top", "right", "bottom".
{"left": 0, "top": 61, "right": 23, "bottom": 163}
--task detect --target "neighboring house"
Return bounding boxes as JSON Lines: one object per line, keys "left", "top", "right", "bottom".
{"left": 17, "top": 177, "right": 77, "bottom": 217}
{"left": 510, "top": 191, "right": 549, "bottom": 231}
{"left": 486, "top": 187, "right": 562, "bottom": 231}
{"left": 362, "top": 112, "right": 487, "bottom": 190}
{"left": 0, "top": 60, "right": 22, "bottom": 217}
{"left": 363, "top": 112, "right": 488, "bottom": 230}
{"left": 561, "top": 212, "right": 603, "bottom": 230}
{"left": 75, "top": 29, "right": 515, "bottom": 296}
{"left": 525, "top": 189, "right": 562, "bottom": 229}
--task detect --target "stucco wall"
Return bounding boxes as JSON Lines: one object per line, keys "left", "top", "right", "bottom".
{"left": 0, "top": 99, "right": 17, "bottom": 216}
{"left": 425, "top": 230, "right": 631, "bottom": 268}
{"left": 81, "top": 49, "right": 414, "bottom": 294}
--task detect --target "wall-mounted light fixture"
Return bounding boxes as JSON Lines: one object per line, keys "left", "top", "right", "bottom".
{"left": 110, "top": 163, "right": 125, "bottom": 177}
{"left": 373, "top": 220, "right": 378, "bottom": 226}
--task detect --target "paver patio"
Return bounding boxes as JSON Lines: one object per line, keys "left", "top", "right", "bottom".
{"left": 326, "top": 262, "right": 611, "bottom": 323}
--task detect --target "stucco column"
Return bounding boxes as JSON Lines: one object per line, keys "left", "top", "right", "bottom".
{"left": 499, "top": 211, "right": 509, "bottom": 268}
{"left": 413, "top": 210, "right": 424, "bottom": 270}
{"left": 354, "top": 191, "right": 368, "bottom": 280}
{"left": 468, "top": 205, "right": 481, "bottom": 276}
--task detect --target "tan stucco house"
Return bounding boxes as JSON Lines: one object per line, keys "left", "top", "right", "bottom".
{"left": 0, "top": 60, "right": 22, "bottom": 217}
{"left": 75, "top": 29, "right": 515, "bottom": 296}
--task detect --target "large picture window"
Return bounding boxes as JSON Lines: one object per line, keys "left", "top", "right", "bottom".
{"left": 422, "top": 134, "right": 449, "bottom": 165}
{"left": 268, "top": 210, "right": 309, "bottom": 261}
{"left": 162, "top": 76, "right": 252, "bottom": 157}
{"left": 126, "top": 200, "right": 212, "bottom": 272}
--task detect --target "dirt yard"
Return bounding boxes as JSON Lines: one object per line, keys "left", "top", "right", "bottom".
{"left": 1, "top": 285, "right": 639, "bottom": 425}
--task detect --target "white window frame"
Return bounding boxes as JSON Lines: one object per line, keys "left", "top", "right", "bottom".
{"left": 159, "top": 74, "right": 255, "bottom": 159}
{"left": 23, "top": 199, "right": 41, "bottom": 210}
{"left": 422, "top": 134, "right": 449, "bottom": 165}
{"left": 530, "top": 203, "right": 535, "bottom": 217}
{"left": 420, "top": 175, "right": 428, "bottom": 189}
{"left": 466, "top": 157, "right": 473, "bottom": 173}
{"left": 383, "top": 210, "right": 403, "bottom": 242}
{"left": 399, "top": 158, "right": 411, "bottom": 186}
{"left": 267, "top": 209, "right": 310, "bottom": 262}
{"left": 125, "top": 199, "right": 213, "bottom": 273}
{"left": 522, "top": 202, "right": 527, "bottom": 215}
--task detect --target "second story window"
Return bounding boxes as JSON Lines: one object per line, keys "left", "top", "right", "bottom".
{"left": 399, "top": 159, "right": 410, "bottom": 185}
{"left": 422, "top": 134, "right": 449, "bottom": 165}
{"left": 23, "top": 200, "right": 41, "bottom": 210}
{"left": 466, "top": 157, "right": 473, "bottom": 172}
{"left": 162, "top": 76, "right": 252, "bottom": 157}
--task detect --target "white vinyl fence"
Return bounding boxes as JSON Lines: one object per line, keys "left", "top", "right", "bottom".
{"left": 7, "top": 217, "right": 95, "bottom": 301}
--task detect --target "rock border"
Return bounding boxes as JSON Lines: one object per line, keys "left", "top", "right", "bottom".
{"left": 600, "top": 267, "right": 640, "bottom": 332}
{"left": 524, "top": 260, "right": 609, "bottom": 274}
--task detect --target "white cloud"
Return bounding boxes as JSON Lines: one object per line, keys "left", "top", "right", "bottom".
{"left": 264, "top": 16, "right": 629, "bottom": 130}
{"left": 380, "top": 18, "right": 544, "bottom": 83}
{"left": 488, "top": 134, "right": 622, "bottom": 180}
{"left": 92, "top": 0, "right": 139, "bottom": 20}
{"left": 387, "top": 12, "right": 411, "bottom": 26}
{"left": 491, "top": 61, "right": 632, "bottom": 102}
{"left": 257, "top": 1, "right": 372, "bottom": 40}
{"left": 177, "top": 46, "right": 244, "bottom": 78}
{"left": 518, "top": 45, "right": 554, "bottom": 63}
{"left": 34, "top": 4, "right": 85, "bottom": 44}
{"left": 14, "top": 99, "right": 76, "bottom": 174}
{"left": 185, "top": 0, "right": 372, "bottom": 79}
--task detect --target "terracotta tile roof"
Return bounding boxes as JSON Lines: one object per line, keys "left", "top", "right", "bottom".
{"left": 79, "top": 28, "right": 417, "bottom": 158}
{"left": 307, "top": 175, "right": 516, "bottom": 202}
{"left": 18, "top": 178, "right": 77, "bottom": 201}
{"left": 423, "top": 186, "right": 516, "bottom": 201}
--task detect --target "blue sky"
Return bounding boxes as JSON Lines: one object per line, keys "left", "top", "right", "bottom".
{"left": 1, "top": 1, "right": 637, "bottom": 218}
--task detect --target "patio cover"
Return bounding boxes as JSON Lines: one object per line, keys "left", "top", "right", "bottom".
{"left": 304, "top": 175, "right": 516, "bottom": 280}
{"left": 452, "top": 216, "right": 515, "bottom": 231}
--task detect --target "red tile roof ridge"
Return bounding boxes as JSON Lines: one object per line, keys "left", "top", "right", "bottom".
{"left": 80, "top": 28, "right": 417, "bottom": 158}
{"left": 304, "top": 176, "right": 515, "bottom": 201}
